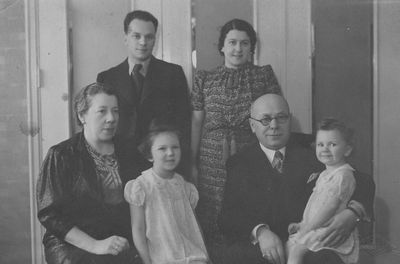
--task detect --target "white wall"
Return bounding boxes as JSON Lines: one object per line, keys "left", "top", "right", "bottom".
{"left": 256, "top": 0, "right": 312, "bottom": 133}
{"left": 194, "top": 0, "right": 253, "bottom": 71}
{"left": 375, "top": 0, "right": 400, "bottom": 249}
{"left": 69, "top": 0, "right": 131, "bottom": 98}
{"left": 39, "top": 0, "right": 70, "bottom": 152}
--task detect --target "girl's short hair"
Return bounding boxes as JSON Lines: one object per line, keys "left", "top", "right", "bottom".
{"left": 74, "top": 82, "right": 118, "bottom": 127}
{"left": 218, "top": 18, "right": 257, "bottom": 56}
{"left": 317, "top": 118, "right": 354, "bottom": 145}
{"left": 138, "top": 119, "right": 182, "bottom": 160}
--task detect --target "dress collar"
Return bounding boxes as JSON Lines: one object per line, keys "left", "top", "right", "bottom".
{"left": 144, "top": 168, "right": 181, "bottom": 187}
{"left": 220, "top": 62, "right": 252, "bottom": 73}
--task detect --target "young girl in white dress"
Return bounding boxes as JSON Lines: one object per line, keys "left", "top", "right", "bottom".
{"left": 286, "top": 118, "right": 359, "bottom": 264}
{"left": 124, "top": 121, "right": 209, "bottom": 264}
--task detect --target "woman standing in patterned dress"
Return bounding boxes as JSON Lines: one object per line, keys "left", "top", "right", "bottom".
{"left": 190, "top": 19, "right": 282, "bottom": 263}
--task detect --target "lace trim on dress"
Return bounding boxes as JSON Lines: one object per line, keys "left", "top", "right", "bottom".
{"left": 85, "top": 140, "right": 123, "bottom": 204}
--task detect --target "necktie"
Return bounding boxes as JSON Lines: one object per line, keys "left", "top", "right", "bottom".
{"left": 272, "top": 151, "right": 284, "bottom": 173}
{"left": 131, "top": 64, "right": 144, "bottom": 100}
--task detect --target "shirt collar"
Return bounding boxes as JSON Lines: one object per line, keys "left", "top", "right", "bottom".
{"left": 128, "top": 56, "right": 150, "bottom": 76}
{"left": 259, "top": 143, "right": 286, "bottom": 164}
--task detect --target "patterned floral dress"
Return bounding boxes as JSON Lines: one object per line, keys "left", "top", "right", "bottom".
{"left": 191, "top": 62, "right": 281, "bottom": 259}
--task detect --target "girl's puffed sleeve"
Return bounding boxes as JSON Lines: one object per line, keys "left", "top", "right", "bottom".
{"left": 124, "top": 179, "right": 146, "bottom": 207}
{"left": 184, "top": 182, "right": 199, "bottom": 209}
{"left": 191, "top": 70, "right": 207, "bottom": 111}
{"left": 337, "top": 170, "right": 356, "bottom": 202}
{"left": 326, "top": 169, "right": 356, "bottom": 202}
{"left": 36, "top": 146, "right": 75, "bottom": 239}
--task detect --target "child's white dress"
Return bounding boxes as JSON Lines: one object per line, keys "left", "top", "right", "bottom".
{"left": 288, "top": 164, "right": 359, "bottom": 264}
{"left": 124, "top": 169, "right": 208, "bottom": 264}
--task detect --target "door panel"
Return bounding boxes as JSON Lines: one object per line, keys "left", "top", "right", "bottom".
{"left": 312, "top": 0, "right": 373, "bottom": 175}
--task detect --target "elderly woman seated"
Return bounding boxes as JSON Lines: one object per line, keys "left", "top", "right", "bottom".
{"left": 37, "top": 83, "right": 142, "bottom": 264}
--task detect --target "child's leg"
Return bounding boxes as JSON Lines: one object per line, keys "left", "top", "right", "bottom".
{"left": 286, "top": 240, "right": 309, "bottom": 264}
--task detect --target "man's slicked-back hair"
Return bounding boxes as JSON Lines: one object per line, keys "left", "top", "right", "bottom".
{"left": 124, "top": 10, "right": 158, "bottom": 34}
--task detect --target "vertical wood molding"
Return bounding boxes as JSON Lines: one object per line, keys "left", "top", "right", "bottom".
{"left": 25, "top": 0, "right": 44, "bottom": 263}
{"left": 372, "top": 0, "right": 379, "bottom": 194}
{"left": 255, "top": 0, "right": 287, "bottom": 93}
{"left": 161, "top": 0, "right": 192, "bottom": 88}
{"left": 285, "top": 0, "right": 312, "bottom": 133}
{"left": 36, "top": 1, "right": 71, "bottom": 259}
{"left": 254, "top": 0, "right": 312, "bottom": 133}
{"left": 38, "top": 0, "right": 71, "bottom": 152}
{"left": 372, "top": 1, "right": 379, "bottom": 247}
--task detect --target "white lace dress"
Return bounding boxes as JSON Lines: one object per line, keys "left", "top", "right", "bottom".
{"left": 288, "top": 164, "right": 359, "bottom": 264}
{"left": 124, "top": 169, "right": 208, "bottom": 264}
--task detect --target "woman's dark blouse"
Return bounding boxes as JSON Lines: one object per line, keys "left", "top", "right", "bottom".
{"left": 36, "top": 132, "right": 141, "bottom": 252}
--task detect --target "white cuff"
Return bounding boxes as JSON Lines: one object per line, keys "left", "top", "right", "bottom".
{"left": 348, "top": 200, "right": 369, "bottom": 222}
{"left": 251, "top": 224, "right": 270, "bottom": 245}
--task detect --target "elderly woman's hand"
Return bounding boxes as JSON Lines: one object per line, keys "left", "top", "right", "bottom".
{"left": 93, "top": 236, "right": 130, "bottom": 255}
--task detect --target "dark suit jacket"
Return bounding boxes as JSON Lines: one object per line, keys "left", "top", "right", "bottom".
{"left": 218, "top": 134, "right": 375, "bottom": 244}
{"left": 97, "top": 56, "right": 191, "bottom": 146}
{"left": 218, "top": 138, "right": 321, "bottom": 243}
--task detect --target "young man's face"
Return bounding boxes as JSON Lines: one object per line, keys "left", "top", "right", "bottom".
{"left": 125, "top": 19, "right": 156, "bottom": 63}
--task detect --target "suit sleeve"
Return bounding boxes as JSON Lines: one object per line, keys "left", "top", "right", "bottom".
{"left": 96, "top": 71, "right": 105, "bottom": 83}
{"left": 218, "top": 155, "right": 271, "bottom": 243}
{"left": 36, "top": 147, "right": 75, "bottom": 239}
{"left": 351, "top": 171, "right": 375, "bottom": 219}
{"left": 172, "top": 66, "right": 191, "bottom": 135}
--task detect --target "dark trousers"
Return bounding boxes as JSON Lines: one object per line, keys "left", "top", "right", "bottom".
{"left": 222, "top": 240, "right": 344, "bottom": 264}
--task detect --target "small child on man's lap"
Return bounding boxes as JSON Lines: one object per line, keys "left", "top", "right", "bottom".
{"left": 286, "top": 118, "right": 359, "bottom": 264}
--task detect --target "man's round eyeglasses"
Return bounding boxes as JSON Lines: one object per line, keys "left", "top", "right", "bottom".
{"left": 249, "top": 114, "right": 290, "bottom": 126}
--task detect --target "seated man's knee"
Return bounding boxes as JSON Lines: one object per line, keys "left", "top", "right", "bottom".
{"left": 304, "top": 249, "right": 343, "bottom": 264}
{"left": 221, "top": 241, "right": 264, "bottom": 264}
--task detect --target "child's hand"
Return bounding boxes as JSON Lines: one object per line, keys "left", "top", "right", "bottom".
{"left": 288, "top": 222, "right": 301, "bottom": 235}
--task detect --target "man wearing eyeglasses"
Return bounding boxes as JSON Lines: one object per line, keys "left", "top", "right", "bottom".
{"left": 218, "top": 94, "right": 374, "bottom": 264}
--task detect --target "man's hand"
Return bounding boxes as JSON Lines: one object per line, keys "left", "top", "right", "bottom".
{"left": 319, "top": 209, "right": 358, "bottom": 247}
{"left": 257, "top": 227, "right": 285, "bottom": 264}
